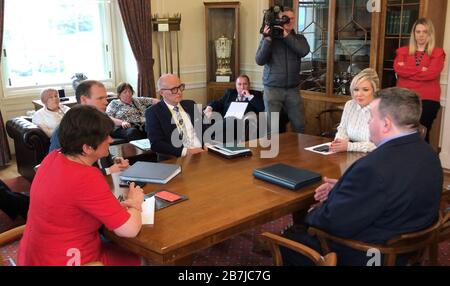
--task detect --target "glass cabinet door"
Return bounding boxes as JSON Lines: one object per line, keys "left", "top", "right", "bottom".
{"left": 298, "top": 0, "right": 329, "bottom": 93}
{"left": 382, "top": 0, "right": 420, "bottom": 87}
{"left": 333, "top": 0, "right": 372, "bottom": 95}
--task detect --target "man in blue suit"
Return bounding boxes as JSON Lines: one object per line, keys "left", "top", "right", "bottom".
{"left": 281, "top": 87, "right": 443, "bottom": 266}
{"left": 203, "top": 75, "right": 265, "bottom": 143}
{"left": 145, "top": 74, "right": 206, "bottom": 157}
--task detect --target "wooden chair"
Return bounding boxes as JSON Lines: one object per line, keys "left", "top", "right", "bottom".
{"left": 308, "top": 218, "right": 442, "bottom": 266}
{"left": 260, "top": 232, "right": 337, "bottom": 266}
{"left": 433, "top": 207, "right": 450, "bottom": 265}
{"left": 0, "top": 225, "right": 103, "bottom": 266}
{"left": 315, "top": 108, "right": 343, "bottom": 138}
{"left": 418, "top": 124, "right": 427, "bottom": 140}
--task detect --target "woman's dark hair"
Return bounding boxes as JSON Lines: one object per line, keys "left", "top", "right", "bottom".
{"left": 58, "top": 105, "right": 114, "bottom": 155}
{"left": 116, "top": 82, "right": 135, "bottom": 97}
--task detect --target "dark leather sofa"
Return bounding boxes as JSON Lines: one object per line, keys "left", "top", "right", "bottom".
{"left": 6, "top": 116, "right": 129, "bottom": 182}
{"left": 6, "top": 117, "right": 49, "bottom": 182}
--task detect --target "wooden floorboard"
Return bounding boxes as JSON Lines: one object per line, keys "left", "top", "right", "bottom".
{"left": 0, "top": 156, "right": 20, "bottom": 180}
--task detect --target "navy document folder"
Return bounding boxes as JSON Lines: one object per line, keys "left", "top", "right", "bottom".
{"left": 119, "top": 161, "right": 181, "bottom": 184}
{"left": 253, "top": 163, "right": 322, "bottom": 190}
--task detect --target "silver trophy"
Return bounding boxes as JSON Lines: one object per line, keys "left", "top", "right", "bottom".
{"left": 215, "top": 35, "right": 232, "bottom": 78}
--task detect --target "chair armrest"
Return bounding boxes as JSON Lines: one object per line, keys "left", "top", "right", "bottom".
{"left": 6, "top": 116, "right": 49, "bottom": 150}
{"left": 83, "top": 261, "right": 104, "bottom": 266}
{"left": 308, "top": 227, "right": 382, "bottom": 253}
{"left": 260, "top": 232, "right": 336, "bottom": 266}
{"left": 0, "top": 225, "right": 26, "bottom": 247}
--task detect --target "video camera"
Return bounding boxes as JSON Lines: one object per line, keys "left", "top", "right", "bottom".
{"left": 260, "top": 5, "right": 290, "bottom": 39}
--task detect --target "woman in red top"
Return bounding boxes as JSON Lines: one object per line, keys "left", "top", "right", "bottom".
{"left": 17, "top": 105, "right": 144, "bottom": 266}
{"left": 394, "top": 17, "right": 446, "bottom": 142}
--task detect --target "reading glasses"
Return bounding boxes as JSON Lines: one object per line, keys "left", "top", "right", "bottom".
{"left": 161, "top": 83, "right": 185, "bottom": 94}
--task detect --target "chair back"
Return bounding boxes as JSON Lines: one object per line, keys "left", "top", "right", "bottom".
{"left": 0, "top": 225, "right": 103, "bottom": 266}
{"left": 0, "top": 225, "right": 25, "bottom": 266}
{"left": 418, "top": 124, "right": 427, "bottom": 140}
{"left": 315, "top": 108, "right": 343, "bottom": 138}
{"left": 309, "top": 217, "right": 441, "bottom": 266}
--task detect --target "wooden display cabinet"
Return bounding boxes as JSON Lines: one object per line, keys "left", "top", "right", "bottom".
{"left": 204, "top": 2, "right": 240, "bottom": 103}
{"left": 272, "top": 0, "right": 446, "bottom": 149}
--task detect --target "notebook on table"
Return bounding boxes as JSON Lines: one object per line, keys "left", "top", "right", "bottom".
{"left": 253, "top": 163, "right": 322, "bottom": 190}
{"left": 119, "top": 161, "right": 181, "bottom": 184}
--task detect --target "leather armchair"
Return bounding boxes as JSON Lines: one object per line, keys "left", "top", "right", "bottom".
{"left": 6, "top": 117, "right": 50, "bottom": 182}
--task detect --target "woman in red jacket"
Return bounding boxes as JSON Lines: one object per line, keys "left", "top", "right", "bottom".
{"left": 394, "top": 17, "right": 445, "bottom": 142}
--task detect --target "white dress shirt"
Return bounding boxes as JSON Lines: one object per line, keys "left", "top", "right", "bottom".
{"left": 335, "top": 99, "right": 376, "bottom": 153}
{"left": 163, "top": 101, "right": 202, "bottom": 156}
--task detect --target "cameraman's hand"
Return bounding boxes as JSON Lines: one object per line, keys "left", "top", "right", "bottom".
{"left": 283, "top": 27, "right": 289, "bottom": 38}
{"left": 263, "top": 25, "right": 272, "bottom": 41}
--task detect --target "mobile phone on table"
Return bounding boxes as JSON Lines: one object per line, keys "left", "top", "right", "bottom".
{"left": 313, "top": 145, "right": 330, "bottom": 152}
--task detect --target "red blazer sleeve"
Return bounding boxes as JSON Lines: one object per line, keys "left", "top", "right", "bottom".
{"left": 394, "top": 47, "right": 445, "bottom": 81}
{"left": 394, "top": 47, "right": 420, "bottom": 78}
{"left": 408, "top": 48, "right": 445, "bottom": 81}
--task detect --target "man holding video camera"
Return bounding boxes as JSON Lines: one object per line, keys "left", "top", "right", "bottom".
{"left": 255, "top": 6, "right": 310, "bottom": 134}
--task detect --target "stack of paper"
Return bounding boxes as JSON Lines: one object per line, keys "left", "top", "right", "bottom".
{"left": 130, "top": 138, "right": 151, "bottom": 151}
{"left": 141, "top": 196, "right": 155, "bottom": 225}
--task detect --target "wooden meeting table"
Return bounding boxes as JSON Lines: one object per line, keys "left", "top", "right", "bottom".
{"left": 105, "top": 132, "right": 365, "bottom": 265}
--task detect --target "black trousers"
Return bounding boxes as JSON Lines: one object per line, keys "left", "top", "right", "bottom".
{"left": 420, "top": 100, "right": 440, "bottom": 143}
{"left": 0, "top": 180, "right": 30, "bottom": 220}
{"left": 111, "top": 125, "right": 147, "bottom": 141}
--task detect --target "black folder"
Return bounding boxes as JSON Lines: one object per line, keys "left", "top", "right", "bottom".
{"left": 207, "top": 145, "right": 252, "bottom": 159}
{"left": 253, "top": 163, "right": 322, "bottom": 190}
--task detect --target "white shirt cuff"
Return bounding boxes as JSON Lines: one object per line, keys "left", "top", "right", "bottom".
{"left": 181, "top": 147, "right": 187, "bottom": 157}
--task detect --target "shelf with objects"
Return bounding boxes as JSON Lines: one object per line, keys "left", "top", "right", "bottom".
{"left": 204, "top": 2, "right": 240, "bottom": 103}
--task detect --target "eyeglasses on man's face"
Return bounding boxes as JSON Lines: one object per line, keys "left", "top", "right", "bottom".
{"left": 161, "top": 83, "right": 185, "bottom": 94}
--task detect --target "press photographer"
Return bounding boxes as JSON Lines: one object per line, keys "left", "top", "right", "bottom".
{"left": 255, "top": 6, "right": 310, "bottom": 134}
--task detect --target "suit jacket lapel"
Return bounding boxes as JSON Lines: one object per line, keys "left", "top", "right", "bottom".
{"left": 159, "top": 101, "right": 180, "bottom": 137}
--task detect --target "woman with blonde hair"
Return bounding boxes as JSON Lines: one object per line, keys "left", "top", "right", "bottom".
{"left": 394, "top": 17, "right": 445, "bottom": 142}
{"left": 330, "top": 68, "right": 379, "bottom": 153}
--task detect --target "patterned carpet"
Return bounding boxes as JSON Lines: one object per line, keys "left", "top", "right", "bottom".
{"left": 1, "top": 176, "right": 449, "bottom": 266}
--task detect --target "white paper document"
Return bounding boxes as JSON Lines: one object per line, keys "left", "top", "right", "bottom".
{"left": 224, "top": 102, "right": 248, "bottom": 120}
{"left": 141, "top": 196, "right": 155, "bottom": 225}
{"left": 304, "top": 142, "right": 336, "bottom": 155}
{"left": 130, "top": 138, "right": 151, "bottom": 151}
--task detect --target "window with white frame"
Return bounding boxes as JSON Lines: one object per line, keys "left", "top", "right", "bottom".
{"left": 2, "top": 0, "right": 113, "bottom": 90}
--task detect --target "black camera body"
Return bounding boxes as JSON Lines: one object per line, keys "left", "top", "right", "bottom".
{"left": 260, "top": 5, "right": 290, "bottom": 39}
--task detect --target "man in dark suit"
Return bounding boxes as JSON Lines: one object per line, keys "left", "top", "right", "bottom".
{"left": 203, "top": 75, "right": 265, "bottom": 142}
{"left": 281, "top": 87, "right": 443, "bottom": 266}
{"left": 204, "top": 75, "right": 264, "bottom": 117}
{"left": 145, "top": 74, "right": 206, "bottom": 157}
